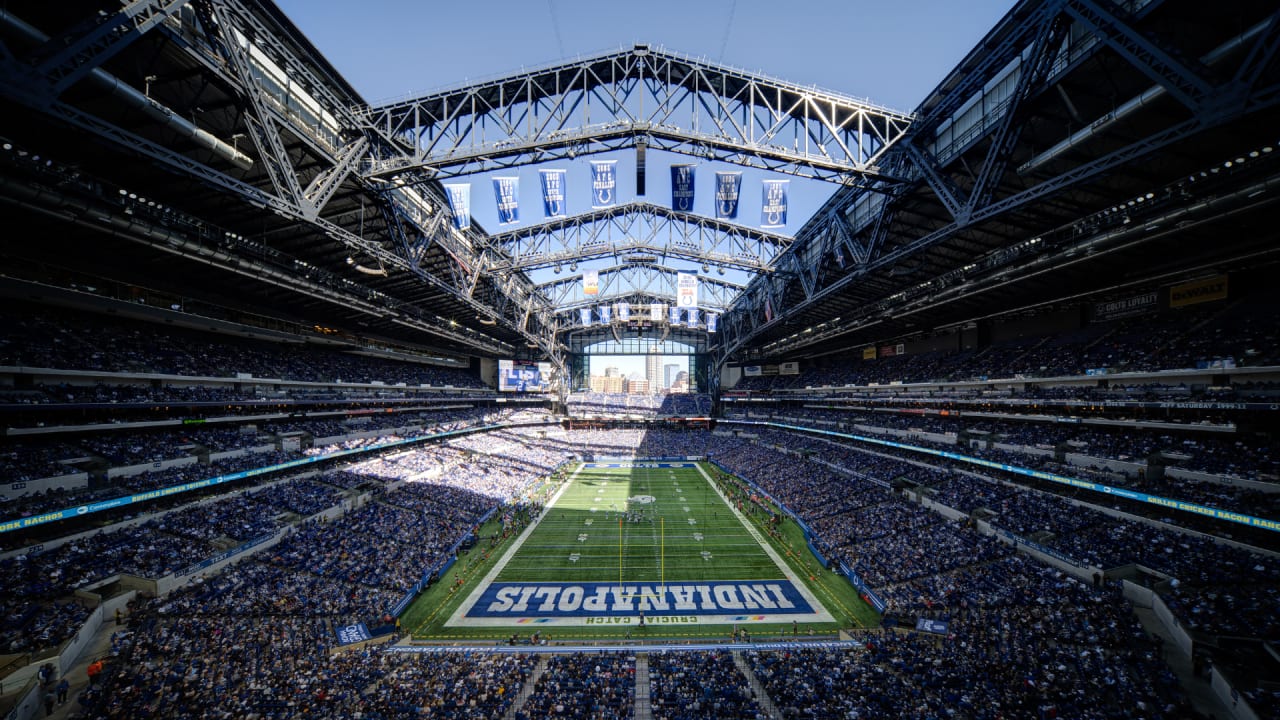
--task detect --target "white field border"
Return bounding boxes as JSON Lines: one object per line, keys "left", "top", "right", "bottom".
{"left": 444, "top": 462, "right": 834, "bottom": 627}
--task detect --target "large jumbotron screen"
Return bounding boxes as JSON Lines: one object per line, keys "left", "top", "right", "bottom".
{"left": 497, "top": 359, "right": 552, "bottom": 392}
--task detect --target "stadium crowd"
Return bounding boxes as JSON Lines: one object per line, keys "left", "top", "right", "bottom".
{"left": 0, "top": 423, "right": 1274, "bottom": 718}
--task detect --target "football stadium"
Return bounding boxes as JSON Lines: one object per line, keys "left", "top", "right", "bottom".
{"left": 0, "top": 0, "right": 1278, "bottom": 718}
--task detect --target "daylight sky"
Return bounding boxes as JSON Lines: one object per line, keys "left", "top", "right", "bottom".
{"left": 274, "top": 0, "right": 1016, "bottom": 375}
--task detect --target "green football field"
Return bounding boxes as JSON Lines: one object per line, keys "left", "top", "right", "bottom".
{"left": 496, "top": 463, "right": 778, "bottom": 585}
{"left": 401, "top": 461, "right": 879, "bottom": 641}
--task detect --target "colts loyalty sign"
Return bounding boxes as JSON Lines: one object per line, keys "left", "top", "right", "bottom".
{"left": 761, "top": 179, "right": 788, "bottom": 228}
{"left": 671, "top": 164, "right": 696, "bottom": 211}
{"left": 540, "top": 169, "right": 566, "bottom": 218}
{"left": 493, "top": 177, "right": 519, "bottom": 224}
{"left": 715, "top": 171, "right": 741, "bottom": 219}
{"left": 591, "top": 160, "right": 617, "bottom": 208}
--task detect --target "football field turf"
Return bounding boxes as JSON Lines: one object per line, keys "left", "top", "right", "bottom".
{"left": 400, "top": 461, "right": 877, "bottom": 639}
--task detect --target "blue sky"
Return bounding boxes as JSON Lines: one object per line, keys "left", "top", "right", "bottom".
{"left": 276, "top": 0, "right": 1015, "bottom": 364}
{"left": 279, "top": 0, "right": 1015, "bottom": 112}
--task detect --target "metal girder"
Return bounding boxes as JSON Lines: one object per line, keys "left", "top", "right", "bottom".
{"left": 540, "top": 263, "right": 741, "bottom": 312}
{"left": 26, "top": 0, "right": 191, "bottom": 100}
{"left": 1233, "top": 11, "right": 1280, "bottom": 92}
{"left": 911, "top": 0, "right": 1068, "bottom": 139}
{"left": 966, "top": 11, "right": 1071, "bottom": 215}
{"left": 1063, "top": 0, "right": 1216, "bottom": 113}
{"left": 302, "top": 136, "right": 368, "bottom": 216}
{"left": 39, "top": 94, "right": 546, "bottom": 359}
{"left": 715, "top": 69, "right": 1280, "bottom": 361}
{"left": 208, "top": 2, "right": 306, "bottom": 212}
{"left": 903, "top": 143, "right": 967, "bottom": 220}
{"left": 360, "top": 45, "right": 913, "bottom": 185}
{"left": 489, "top": 201, "right": 792, "bottom": 273}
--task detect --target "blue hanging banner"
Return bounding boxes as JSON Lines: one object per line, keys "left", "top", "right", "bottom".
{"left": 580, "top": 307, "right": 592, "bottom": 326}
{"left": 540, "top": 169, "right": 567, "bottom": 218}
{"left": 686, "top": 307, "right": 699, "bottom": 328}
{"left": 493, "top": 177, "right": 520, "bottom": 224}
{"left": 715, "top": 172, "right": 741, "bottom": 219}
{"left": 617, "top": 303, "right": 630, "bottom": 321}
{"left": 591, "top": 160, "right": 617, "bottom": 208}
{"left": 668, "top": 305, "right": 681, "bottom": 325}
{"left": 671, "top": 164, "right": 696, "bottom": 212}
{"left": 706, "top": 312, "right": 718, "bottom": 333}
{"left": 444, "top": 184, "right": 471, "bottom": 230}
{"left": 598, "top": 304, "right": 611, "bottom": 324}
{"left": 761, "top": 179, "right": 788, "bottom": 228}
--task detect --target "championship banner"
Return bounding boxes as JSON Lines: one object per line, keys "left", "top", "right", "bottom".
{"left": 598, "top": 304, "right": 611, "bottom": 324}
{"left": 862, "top": 346, "right": 876, "bottom": 360}
{"left": 583, "top": 269, "right": 599, "bottom": 296}
{"left": 493, "top": 177, "right": 519, "bottom": 224}
{"left": 591, "top": 160, "right": 617, "bottom": 208}
{"left": 706, "top": 312, "right": 717, "bottom": 333}
{"left": 616, "top": 303, "right": 630, "bottom": 321}
{"left": 671, "top": 164, "right": 696, "bottom": 212}
{"left": 1169, "top": 274, "right": 1228, "bottom": 308}
{"left": 669, "top": 305, "right": 681, "bottom": 325}
{"left": 686, "top": 307, "right": 699, "bottom": 328}
{"left": 540, "top": 169, "right": 567, "bottom": 218}
{"left": 444, "top": 183, "right": 471, "bottom": 230}
{"left": 715, "top": 172, "right": 742, "bottom": 219}
{"left": 580, "top": 307, "right": 592, "bottom": 326}
{"left": 676, "top": 272, "right": 698, "bottom": 309}
{"left": 650, "top": 303, "right": 665, "bottom": 322}
{"left": 761, "top": 179, "right": 788, "bottom": 228}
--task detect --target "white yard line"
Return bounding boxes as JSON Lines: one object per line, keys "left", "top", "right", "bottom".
{"left": 444, "top": 464, "right": 584, "bottom": 626}
{"left": 693, "top": 463, "right": 834, "bottom": 623}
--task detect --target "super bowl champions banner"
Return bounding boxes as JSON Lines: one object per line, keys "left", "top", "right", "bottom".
{"left": 444, "top": 183, "right": 471, "bottom": 230}
{"left": 715, "top": 172, "right": 741, "bottom": 219}
{"left": 677, "top": 272, "right": 699, "bottom": 309}
{"left": 761, "top": 179, "right": 788, "bottom": 228}
{"left": 671, "top": 164, "right": 696, "bottom": 212}
{"left": 493, "top": 177, "right": 519, "bottom": 224}
{"left": 540, "top": 169, "right": 567, "bottom": 218}
{"left": 591, "top": 160, "right": 617, "bottom": 208}
{"left": 583, "top": 269, "right": 599, "bottom": 296}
